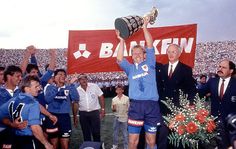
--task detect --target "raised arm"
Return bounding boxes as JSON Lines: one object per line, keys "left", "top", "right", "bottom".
{"left": 116, "top": 30, "right": 125, "bottom": 62}
{"left": 143, "top": 17, "right": 153, "bottom": 49}
{"left": 21, "top": 45, "right": 36, "bottom": 74}
{"left": 47, "top": 48, "right": 56, "bottom": 71}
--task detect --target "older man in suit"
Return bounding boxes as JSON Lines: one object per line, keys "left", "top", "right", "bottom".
{"left": 200, "top": 60, "right": 236, "bottom": 149}
{"left": 157, "top": 44, "right": 197, "bottom": 149}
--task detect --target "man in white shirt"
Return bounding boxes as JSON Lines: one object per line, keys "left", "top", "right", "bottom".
{"left": 77, "top": 73, "right": 105, "bottom": 142}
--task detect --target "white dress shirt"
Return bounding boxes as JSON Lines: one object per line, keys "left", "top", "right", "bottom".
{"left": 218, "top": 77, "right": 230, "bottom": 96}
{"left": 77, "top": 83, "right": 103, "bottom": 112}
{"left": 168, "top": 61, "right": 179, "bottom": 75}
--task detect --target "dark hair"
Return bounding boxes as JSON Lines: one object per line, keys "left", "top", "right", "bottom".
{"left": 78, "top": 73, "right": 87, "bottom": 80}
{"left": 4, "top": 65, "right": 22, "bottom": 82}
{"left": 26, "top": 64, "right": 39, "bottom": 73}
{"left": 19, "top": 75, "right": 40, "bottom": 93}
{"left": 116, "top": 84, "right": 124, "bottom": 90}
{"left": 45, "top": 64, "right": 49, "bottom": 71}
{"left": 0, "top": 66, "right": 5, "bottom": 71}
{"left": 54, "top": 69, "right": 66, "bottom": 76}
{"left": 229, "top": 61, "right": 236, "bottom": 75}
{"left": 200, "top": 74, "right": 207, "bottom": 79}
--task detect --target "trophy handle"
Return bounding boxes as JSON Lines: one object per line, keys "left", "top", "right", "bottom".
{"left": 143, "top": 7, "right": 158, "bottom": 25}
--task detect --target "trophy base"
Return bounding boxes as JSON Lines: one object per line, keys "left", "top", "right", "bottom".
{"left": 115, "top": 18, "right": 130, "bottom": 39}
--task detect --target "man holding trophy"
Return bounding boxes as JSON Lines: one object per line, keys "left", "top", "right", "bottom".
{"left": 115, "top": 7, "right": 161, "bottom": 149}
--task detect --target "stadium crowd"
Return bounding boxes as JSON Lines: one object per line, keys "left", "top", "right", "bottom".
{"left": 1, "top": 40, "right": 236, "bottom": 98}
{"left": 1, "top": 40, "right": 236, "bottom": 80}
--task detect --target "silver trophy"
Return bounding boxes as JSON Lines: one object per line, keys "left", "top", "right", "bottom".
{"left": 114, "top": 7, "right": 158, "bottom": 39}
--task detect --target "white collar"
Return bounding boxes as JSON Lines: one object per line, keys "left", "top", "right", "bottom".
{"left": 168, "top": 61, "right": 179, "bottom": 72}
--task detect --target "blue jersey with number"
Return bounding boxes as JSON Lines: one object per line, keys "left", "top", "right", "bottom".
{"left": 0, "top": 87, "right": 20, "bottom": 131}
{"left": 0, "top": 87, "right": 20, "bottom": 106}
{"left": 118, "top": 47, "right": 159, "bottom": 101}
{"left": 0, "top": 93, "right": 41, "bottom": 136}
{"left": 45, "top": 84, "right": 79, "bottom": 114}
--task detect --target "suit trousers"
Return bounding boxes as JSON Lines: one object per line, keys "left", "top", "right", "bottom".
{"left": 79, "top": 110, "right": 101, "bottom": 142}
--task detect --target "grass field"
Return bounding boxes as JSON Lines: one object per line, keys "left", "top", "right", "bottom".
{"left": 69, "top": 97, "right": 123, "bottom": 149}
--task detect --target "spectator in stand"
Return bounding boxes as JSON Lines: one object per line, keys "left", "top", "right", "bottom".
{"left": 196, "top": 74, "right": 208, "bottom": 98}
{"left": 111, "top": 85, "right": 129, "bottom": 149}
{"left": 116, "top": 16, "right": 161, "bottom": 149}
{"left": 77, "top": 73, "right": 105, "bottom": 142}
{"left": 0, "top": 66, "right": 5, "bottom": 87}
{"left": 0, "top": 75, "right": 53, "bottom": 149}
{"left": 196, "top": 74, "right": 207, "bottom": 89}
{"left": 44, "top": 69, "right": 79, "bottom": 149}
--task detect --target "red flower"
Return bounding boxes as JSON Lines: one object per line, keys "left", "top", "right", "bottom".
{"left": 175, "top": 113, "right": 185, "bottom": 122}
{"left": 169, "top": 121, "right": 175, "bottom": 130}
{"left": 195, "top": 109, "right": 209, "bottom": 123}
{"left": 197, "top": 109, "right": 209, "bottom": 117}
{"left": 186, "top": 122, "right": 198, "bottom": 134}
{"left": 177, "top": 125, "right": 185, "bottom": 135}
{"left": 195, "top": 114, "right": 206, "bottom": 123}
{"left": 206, "top": 120, "right": 216, "bottom": 133}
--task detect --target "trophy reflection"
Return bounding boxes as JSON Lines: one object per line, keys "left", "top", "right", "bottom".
{"left": 114, "top": 7, "right": 158, "bottom": 39}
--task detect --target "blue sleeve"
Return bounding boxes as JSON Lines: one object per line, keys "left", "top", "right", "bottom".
{"left": 69, "top": 84, "right": 79, "bottom": 102}
{"left": 30, "top": 55, "right": 37, "bottom": 65}
{"left": 118, "top": 59, "right": 132, "bottom": 75}
{"left": 0, "top": 89, "right": 11, "bottom": 106}
{"left": 40, "top": 70, "right": 53, "bottom": 87}
{"left": 145, "top": 47, "right": 156, "bottom": 67}
{"left": 30, "top": 55, "right": 42, "bottom": 77}
{"left": 0, "top": 101, "right": 11, "bottom": 120}
{"left": 44, "top": 85, "right": 58, "bottom": 104}
{"left": 28, "top": 102, "right": 41, "bottom": 125}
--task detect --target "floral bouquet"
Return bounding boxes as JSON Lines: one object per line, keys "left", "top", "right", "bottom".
{"left": 161, "top": 91, "right": 218, "bottom": 149}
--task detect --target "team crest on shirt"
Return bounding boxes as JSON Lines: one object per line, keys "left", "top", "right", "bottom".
{"left": 64, "top": 90, "right": 69, "bottom": 96}
{"left": 231, "top": 96, "right": 236, "bottom": 102}
{"left": 141, "top": 64, "right": 148, "bottom": 72}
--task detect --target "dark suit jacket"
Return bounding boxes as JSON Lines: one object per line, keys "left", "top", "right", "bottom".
{"left": 156, "top": 62, "right": 163, "bottom": 94}
{"left": 200, "top": 77, "right": 236, "bottom": 122}
{"left": 159, "top": 62, "right": 197, "bottom": 115}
